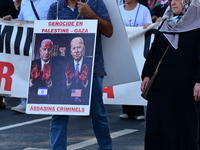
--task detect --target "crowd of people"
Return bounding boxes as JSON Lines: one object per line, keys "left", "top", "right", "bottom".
{"left": 1, "top": 0, "right": 200, "bottom": 149}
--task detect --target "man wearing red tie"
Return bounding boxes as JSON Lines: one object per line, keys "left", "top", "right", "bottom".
{"left": 28, "top": 39, "right": 63, "bottom": 104}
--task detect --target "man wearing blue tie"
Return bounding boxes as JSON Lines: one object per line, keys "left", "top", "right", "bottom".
{"left": 65, "top": 37, "right": 92, "bottom": 105}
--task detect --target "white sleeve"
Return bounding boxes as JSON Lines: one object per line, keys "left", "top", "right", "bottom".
{"left": 143, "top": 8, "right": 152, "bottom": 24}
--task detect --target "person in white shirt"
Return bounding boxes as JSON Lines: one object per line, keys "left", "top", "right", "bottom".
{"left": 17, "top": 0, "right": 56, "bottom": 21}
{"left": 119, "top": 0, "right": 152, "bottom": 27}
{"left": 118, "top": 0, "right": 152, "bottom": 120}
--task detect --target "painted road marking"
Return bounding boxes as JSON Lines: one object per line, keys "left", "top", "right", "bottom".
{"left": 0, "top": 117, "right": 138, "bottom": 150}
{"left": 23, "top": 129, "right": 138, "bottom": 150}
{"left": 0, "top": 116, "right": 51, "bottom": 131}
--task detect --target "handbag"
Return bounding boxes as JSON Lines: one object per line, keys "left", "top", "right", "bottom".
{"left": 141, "top": 45, "right": 169, "bottom": 100}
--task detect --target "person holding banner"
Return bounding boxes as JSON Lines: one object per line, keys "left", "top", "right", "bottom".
{"left": 47, "top": 0, "right": 113, "bottom": 150}
{"left": 141, "top": 0, "right": 200, "bottom": 149}
{"left": 10, "top": 0, "right": 56, "bottom": 113}
{"left": 64, "top": 37, "right": 92, "bottom": 105}
{"left": 118, "top": 0, "right": 152, "bottom": 120}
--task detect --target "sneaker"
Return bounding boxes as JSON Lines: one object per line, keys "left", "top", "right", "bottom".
{"left": 11, "top": 102, "right": 26, "bottom": 113}
{"left": 119, "top": 113, "right": 129, "bottom": 119}
{"left": 135, "top": 115, "right": 145, "bottom": 121}
{"left": 0, "top": 97, "right": 7, "bottom": 109}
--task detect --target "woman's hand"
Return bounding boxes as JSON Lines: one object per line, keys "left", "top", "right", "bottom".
{"left": 143, "top": 23, "right": 151, "bottom": 29}
{"left": 155, "top": 17, "right": 163, "bottom": 23}
{"left": 193, "top": 83, "right": 200, "bottom": 101}
{"left": 3, "top": 15, "right": 13, "bottom": 20}
{"left": 152, "top": 15, "right": 158, "bottom": 23}
{"left": 141, "top": 77, "right": 150, "bottom": 92}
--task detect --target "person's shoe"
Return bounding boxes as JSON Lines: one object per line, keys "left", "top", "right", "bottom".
{"left": 135, "top": 115, "right": 145, "bottom": 121}
{"left": 0, "top": 97, "right": 7, "bottom": 109}
{"left": 119, "top": 113, "right": 129, "bottom": 119}
{"left": 11, "top": 102, "right": 26, "bottom": 113}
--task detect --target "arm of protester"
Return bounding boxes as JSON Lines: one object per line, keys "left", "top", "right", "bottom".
{"left": 141, "top": 77, "right": 150, "bottom": 92}
{"left": 155, "top": 17, "right": 163, "bottom": 23}
{"left": 152, "top": 15, "right": 158, "bottom": 23}
{"left": 77, "top": 1, "right": 113, "bottom": 38}
{"left": 2, "top": 15, "right": 13, "bottom": 20}
{"left": 143, "top": 23, "right": 151, "bottom": 29}
{"left": 193, "top": 83, "right": 200, "bottom": 101}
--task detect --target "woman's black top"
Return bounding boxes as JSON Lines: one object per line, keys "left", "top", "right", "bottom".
{"left": 0, "top": 0, "right": 19, "bottom": 18}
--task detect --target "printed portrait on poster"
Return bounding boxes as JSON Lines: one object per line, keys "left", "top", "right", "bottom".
{"left": 27, "top": 33, "right": 95, "bottom": 105}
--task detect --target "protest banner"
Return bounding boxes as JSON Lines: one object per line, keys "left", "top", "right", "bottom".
{"left": 101, "top": 0, "right": 160, "bottom": 106}
{"left": 103, "top": 23, "right": 159, "bottom": 106}
{"left": 26, "top": 20, "right": 97, "bottom": 115}
{"left": 102, "top": 0, "right": 140, "bottom": 87}
{"left": 0, "top": 0, "right": 158, "bottom": 108}
{"left": 0, "top": 18, "right": 33, "bottom": 98}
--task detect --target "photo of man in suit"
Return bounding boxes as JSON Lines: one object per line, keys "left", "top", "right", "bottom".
{"left": 28, "top": 39, "right": 63, "bottom": 104}
{"left": 65, "top": 37, "right": 92, "bottom": 105}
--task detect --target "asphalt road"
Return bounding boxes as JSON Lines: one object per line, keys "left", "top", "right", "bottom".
{"left": 0, "top": 97, "right": 146, "bottom": 150}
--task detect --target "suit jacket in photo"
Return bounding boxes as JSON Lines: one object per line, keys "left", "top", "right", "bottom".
{"left": 28, "top": 57, "right": 64, "bottom": 104}
{"left": 63, "top": 57, "right": 93, "bottom": 105}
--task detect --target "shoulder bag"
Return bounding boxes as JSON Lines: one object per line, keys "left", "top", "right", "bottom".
{"left": 141, "top": 45, "right": 169, "bottom": 100}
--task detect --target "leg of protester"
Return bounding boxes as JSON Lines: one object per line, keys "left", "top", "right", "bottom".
{"left": 11, "top": 98, "right": 26, "bottom": 113}
{"left": 90, "top": 77, "right": 112, "bottom": 150}
{"left": 50, "top": 77, "right": 112, "bottom": 150}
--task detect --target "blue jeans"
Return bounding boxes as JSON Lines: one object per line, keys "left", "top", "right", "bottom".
{"left": 50, "top": 77, "right": 112, "bottom": 150}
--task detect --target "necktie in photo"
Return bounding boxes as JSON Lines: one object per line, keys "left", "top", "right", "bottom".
{"left": 75, "top": 63, "right": 79, "bottom": 84}
{"left": 74, "top": 63, "right": 80, "bottom": 102}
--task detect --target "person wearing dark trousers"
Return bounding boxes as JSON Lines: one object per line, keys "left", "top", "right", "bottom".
{"left": 47, "top": 0, "right": 113, "bottom": 150}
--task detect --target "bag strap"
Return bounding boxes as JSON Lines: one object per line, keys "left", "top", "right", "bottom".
{"left": 30, "top": 0, "right": 40, "bottom": 20}
{"left": 154, "top": 45, "right": 169, "bottom": 75}
{"left": 133, "top": 4, "right": 140, "bottom": 27}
